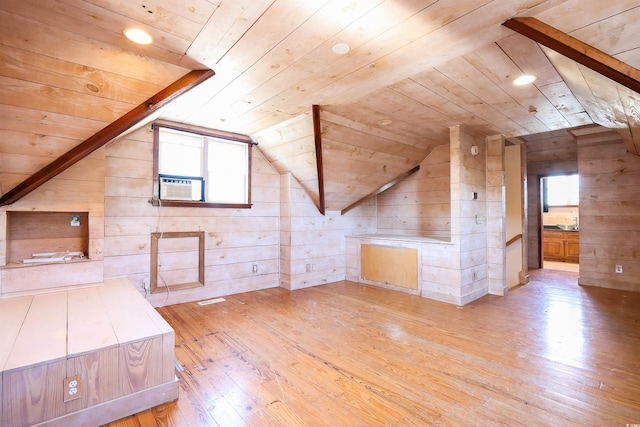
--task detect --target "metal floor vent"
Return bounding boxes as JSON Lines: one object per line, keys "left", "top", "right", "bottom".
{"left": 197, "top": 297, "right": 226, "bottom": 306}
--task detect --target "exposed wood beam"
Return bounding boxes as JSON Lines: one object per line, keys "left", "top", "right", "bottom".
{"left": 0, "top": 69, "right": 215, "bottom": 207}
{"left": 312, "top": 104, "right": 325, "bottom": 215}
{"left": 503, "top": 17, "right": 640, "bottom": 95}
{"left": 341, "top": 165, "right": 420, "bottom": 215}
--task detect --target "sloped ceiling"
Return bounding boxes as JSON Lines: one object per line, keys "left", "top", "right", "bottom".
{"left": 1, "top": 0, "right": 639, "bottom": 211}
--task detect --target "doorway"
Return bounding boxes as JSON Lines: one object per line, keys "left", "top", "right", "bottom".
{"left": 539, "top": 174, "right": 580, "bottom": 272}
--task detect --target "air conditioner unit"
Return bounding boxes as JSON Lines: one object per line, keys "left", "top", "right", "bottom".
{"left": 159, "top": 175, "right": 204, "bottom": 201}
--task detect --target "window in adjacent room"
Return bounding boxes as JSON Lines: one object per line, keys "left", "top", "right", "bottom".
{"left": 542, "top": 174, "right": 579, "bottom": 211}
{"left": 152, "top": 123, "right": 253, "bottom": 208}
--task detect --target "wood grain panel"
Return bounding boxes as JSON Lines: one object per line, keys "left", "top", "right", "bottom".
{"left": 2, "top": 360, "right": 67, "bottom": 426}
{"left": 118, "top": 337, "right": 164, "bottom": 395}
{"left": 361, "top": 244, "right": 418, "bottom": 289}
{"left": 66, "top": 347, "right": 120, "bottom": 413}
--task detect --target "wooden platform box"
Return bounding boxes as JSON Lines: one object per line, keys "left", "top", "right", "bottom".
{"left": 0, "top": 279, "right": 178, "bottom": 427}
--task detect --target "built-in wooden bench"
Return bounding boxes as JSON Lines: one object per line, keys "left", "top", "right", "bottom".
{"left": 0, "top": 278, "right": 178, "bottom": 427}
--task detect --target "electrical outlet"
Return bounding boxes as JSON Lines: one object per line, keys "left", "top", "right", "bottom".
{"left": 252, "top": 264, "right": 258, "bottom": 273}
{"left": 70, "top": 214, "right": 80, "bottom": 227}
{"left": 306, "top": 264, "right": 311, "bottom": 272}
{"left": 63, "top": 375, "right": 82, "bottom": 402}
{"left": 615, "top": 265, "right": 623, "bottom": 274}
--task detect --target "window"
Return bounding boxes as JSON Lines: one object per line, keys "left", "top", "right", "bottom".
{"left": 152, "top": 123, "right": 253, "bottom": 208}
{"left": 542, "top": 174, "right": 579, "bottom": 211}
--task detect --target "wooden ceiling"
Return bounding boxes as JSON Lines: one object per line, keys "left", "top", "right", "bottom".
{"left": 1, "top": 0, "right": 639, "bottom": 211}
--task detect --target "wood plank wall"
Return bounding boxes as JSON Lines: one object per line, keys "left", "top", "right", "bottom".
{"left": 280, "top": 172, "right": 376, "bottom": 290}
{"left": 525, "top": 131, "right": 577, "bottom": 269}
{"left": 104, "top": 125, "right": 281, "bottom": 307}
{"left": 451, "top": 126, "right": 489, "bottom": 304}
{"left": 376, "top": 145, "right": 450, "bottom": 236}
{"left": 577, "top": 130, "right": 640, "bottom": 292}
{"left": 420, "top": 126, "right": 489, "bottom": 305}
{"left": 486, "top": 134, "right": 507, "bottom": 295}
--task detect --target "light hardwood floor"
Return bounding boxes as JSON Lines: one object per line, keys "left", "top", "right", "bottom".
{"left": 107, "top": 269, "right": 640, "bottom": 426}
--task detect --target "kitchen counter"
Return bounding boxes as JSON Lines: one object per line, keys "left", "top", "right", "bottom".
{"left": 544, "top": 225, "right": 579, "bottom": 232}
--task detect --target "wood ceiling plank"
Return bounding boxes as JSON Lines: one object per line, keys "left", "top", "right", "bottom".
{"left": 253, "top": 113, "right": 314, "bottom": 150}
{"left": 0, "top": 9, "right": 187, "bottom": 85}
{"left": 211, "top": 0, "right": 489, "bottom": 129}
{"left": 323, "top": 104, "right": 444, "bottom": 151}
{"left": 568, "top": 6, "right": 640, "bottom": 59}
{"left": 536, "top": 81, "right": 591, "bottom": 118}
{"left": 184, "top": 0, "right": 274, "bottom": 68}
{"left": 0, "top": 46, "right": 165, "bottom": 106}
{"left": 84, "top": 0, "right": 216, "bottom": 35}
{"left": 184, "top": 0, "right": 403, "bottom": 127}
{"left": 496, "top": 33, "right": 563, "bottom": 86}
{"left": 503, "top": 17, "right": 640, "bottom": 95}
{"left": 299, "top": 0, "right": 520, "bottom": 108}
{"left": 0, "top": 105, "right": 106, "bottom": 140}
{"left": 320, "top": 109, "right": 435, "bottom": 149}
{"left": 409, "top": 68, "right": 528, "bottom": 137}
{"left": 0, "top": 76, "right": 136, "bottom": 123}
{"left": 463, "top": 43, "right": 573, "bottom": 131}
{"left": 322, "top": 139, "right": 419, "bottom": 172}
{"left": 389, "top": 79, "right": 494, "bottom": 131}
{"left": 616, "top": 47, "right": 640, "bottom": 70}
{"left": 2, "top": 0, "right": 190, "bottom": 64}
{"left": 0, "top": 69, "right": 214, "bottom": 207}
{"left": 0, "top": 129, "right": 80, "bottom": 158}
{"left": 435, "top": 56, "right": 550, "bottom": 135}
{"left": 618, "top": 86, "right": 640, "bottom": 154}
{"left": 540, "top": 46, "right": 611, "bottom": 126}
{"left": 321, "top": 126, "right": 426, "bottom": 164}
{"left": 535, "top": 0, "right": 640, "bottom": 34}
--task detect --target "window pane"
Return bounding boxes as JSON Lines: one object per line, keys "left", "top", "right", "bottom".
{"left": 158, "top": 128, "right": 204, "bottom": 176}
{"left": 547, "top": 174, "right": 579, "bottom": 206}
{"left": 207, "top": 139, "right": 248, "bottom": 204}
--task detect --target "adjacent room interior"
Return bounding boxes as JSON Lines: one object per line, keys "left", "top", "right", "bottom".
{"left": 0, "top": 1, "right": 639, "bottom": 425}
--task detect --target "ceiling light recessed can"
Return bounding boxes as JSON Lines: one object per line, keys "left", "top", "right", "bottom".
{"left": 378, "top": 119, "right": 393, "bottom": 126}
{"left": 124, "top": 28, "right": 153, "bottom": 45}
{"left": 332, "top": 43, "right": 351, "bottom": 55}
{"left": 513, "top": 74, "right": 536, "bottom": 85}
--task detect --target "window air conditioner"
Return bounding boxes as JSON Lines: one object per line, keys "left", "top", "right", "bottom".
{"left": 159, "top": 175, "right": 204, "bottom": 201}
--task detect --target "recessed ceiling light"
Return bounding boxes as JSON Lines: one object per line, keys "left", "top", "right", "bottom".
{"left": 513, "top": 74, "right": 536, "bottom": 85}
{"left": 332, "top": 43, "right": 350, "bottom": 55}
{"left": 378, "top": 119, "right": 393, "bottom": 126}
{"left": 124, "top": 28, "right": 153, "bottom": 45}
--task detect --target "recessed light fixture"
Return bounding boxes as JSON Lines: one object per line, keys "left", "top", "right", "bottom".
{"left": 378, "top": 119, "right": 393, "bottom": 126}
{"left": 332, "top": 43, "right": 351, "bottom": 55}
{"left": 513, "top": 74, "right": 536, "bottom": 85}
{"left": 124, "top": 28, "right": 153, "bottom": 45}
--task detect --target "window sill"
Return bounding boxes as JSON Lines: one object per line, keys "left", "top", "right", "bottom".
{"left": 148, "top": 198, "right": 251, "bottom": 209}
